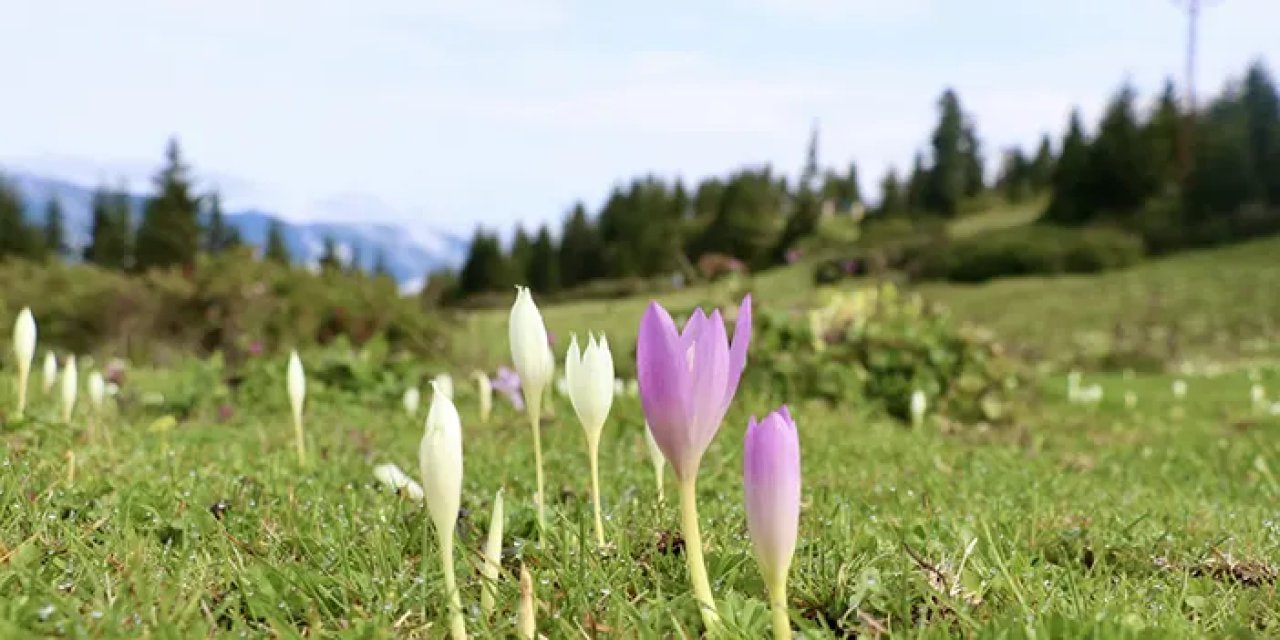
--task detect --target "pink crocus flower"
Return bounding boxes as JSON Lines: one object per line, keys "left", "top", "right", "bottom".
{"left": 744, "top": 405, "right": 801, "bottom": 639}
{"left": 635, "top": 294, "right": 752, "bottom": 630}
{"left": 637, "top": 295, "right": 752, "bottom": 480}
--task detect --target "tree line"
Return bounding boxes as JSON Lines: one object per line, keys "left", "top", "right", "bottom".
{"left": 0, "top": 140, "right": 391, "bottom": 278}
{"left": 4, "top": 60, "right": 1277, "bottom": 295}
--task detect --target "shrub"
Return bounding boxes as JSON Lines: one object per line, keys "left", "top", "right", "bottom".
{"left": 745, "top": 283, "right": 1025, "bottom": 426}
{"left": 916, "top": 225, "right": 1145, "bottom": 283}
{"left": 0, "top": 248, "right": 451, "bottom": 362}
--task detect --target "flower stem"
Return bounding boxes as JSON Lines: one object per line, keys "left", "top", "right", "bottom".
{"left": 587, "top": 435, "right": 605, "bottom": 547}
{"left": 16, "top": 367, "right": 29, "bottom": 419}
{"left": 654, "top": 463, "right": 665, "bottom": 504}
{"left": 528, "top": 394, "right": 546, "bottom": 537}
{"left": 768, "top": 577, "right": 791, "bottom": 640}
{"left": 440, "top": 532, "right": 468, "bottom": 640}
{"left": 292, "top": 409, "right": 306, "bottom": 466}
{"left": 678, "top": 477, "right": 719, "bottom": 631}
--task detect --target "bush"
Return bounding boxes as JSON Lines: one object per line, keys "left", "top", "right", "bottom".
{"left": 0, "top": 248, "right": 451, "bottom": 362}
{"left": 916, "top": 225, "right": 1145, "bottom": 283}
{"left": 746, "top": 283, "right": 1025, "bottom": 426}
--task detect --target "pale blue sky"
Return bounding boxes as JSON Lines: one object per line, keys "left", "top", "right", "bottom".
{"left": 2, "top": 0, "right": 1277, "bottom": 236}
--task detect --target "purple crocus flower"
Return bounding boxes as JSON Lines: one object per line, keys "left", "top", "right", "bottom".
{"left": 492, "top": 366, "right": 525, "bottom": 411}
{"left": 743, "top": 406, "right": 801, "bottom": 608}
{"left": 637, "top": 295, "right": 752, "bottom": 480}
{"left": 635, "top": 294, "right": 752, "bottom": 629}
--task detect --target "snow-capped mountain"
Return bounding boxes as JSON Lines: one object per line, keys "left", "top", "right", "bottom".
{"left": 6, "top": 172, "right": 468, "bottom": 290}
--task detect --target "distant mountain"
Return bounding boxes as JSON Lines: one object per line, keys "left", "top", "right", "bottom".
{"left": 4, "top": 172, "right": 468, "bottom": 290}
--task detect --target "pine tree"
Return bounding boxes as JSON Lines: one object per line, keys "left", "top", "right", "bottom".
{"left": 42, "top": 196, "right": 67, "bottom": 258}
{"left": 997, "top": 148, "right": 1032, "bottom": 202}
{"left": 318, "top": 236, "right": 343, "bottom": 273}
{"left": 1241, "top": 62, "right": 1280, "bottom": 204}
{"left": 1029, "top": 134, "right": 1056, "bottom": 191}
{"left": 1045, "top": 110, "right": 1092, "bottom": 224}
{"left": 1145, "top": 80, "right": 1183, "bottom": 193}
{"left": 373, "top": 250, "right": 392, "bottom": 279}
{"left": 134, "top": 138, "right": 201, "bottom": 270}
{"left": 692, "top": 169, "right": 781, "bottom": 267}
{"left": 558, "top": 202, "right": 604, "bottom": 288}
{"left": 0, "top": 175, "right": 39, "bottom": 260}
{"left": 85, "top": 185, "right": 133, "bottom": 269}
{"left": 527, "top": 225, "right": 560, "bottom": 293}
{"left": 347, "top": 244, "right": 364, "bottom": 275}
{"left": 458, "top": 228, "right": 510, "bottom": 294}
{"left": 961, "top": 124, "right": 985, "bottom": 197}
{"left": 774, "top": 186, "right": 820, "bottom": 259}
{"left": 508, "top": 225, "right": 534, "bottom": 284}
{"left": 877, "top": 168, "right": 906, "bottom": 216}
{"left": 925, "top": 89, "right": 968, "bottom": 216}
{"left": 1085, "top": 84, "right": 1159, "bottom": 217}
{"left": 264, "top": 220, "right": 290, "bottom": 264}
{"left": 800, "top": 121, "right": 820, "bottom": 191}
{"left": 820, "top": 162, "right": 863, "bottom": 210}
{"left": 906, "top": 153, "right": 930, "bottom": 213}
{"left": 204, "top": 192, "right": 240, "bottom": 254}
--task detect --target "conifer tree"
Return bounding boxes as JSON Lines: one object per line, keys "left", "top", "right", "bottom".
{"left": 264, "top": 220, "right": 290, "bottom": 264}
{"left": 134, "top": 138, "right": 201, "bottom": 270}
{"left": 42, "top": 196, "right": 67, "bottom": 258}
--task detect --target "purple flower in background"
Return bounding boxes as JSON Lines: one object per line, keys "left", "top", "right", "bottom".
{"left": 743, "top": 405, "right": 801, "bottom": 593}
{"left": 637, "top": 295, "right": 752, "bottom": 480}
{"left": 492, "top": 366, "right": 525, "bottom": 411}
{"left": 546, "top": 331, "right": 557, "bottom": 347}
{"left": 842, "top": 259, "right": 859, "bottom": 275}
{"left": 249, "top": 341, "right": 264, "bottom": 356}
{"left": 217, "top": 403, "right": 235, "bottom": 422}
{"left": 784, "top": 248, "right": 802, "bottom": 265}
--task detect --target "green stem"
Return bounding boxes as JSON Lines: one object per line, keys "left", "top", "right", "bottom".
{"left": 678, "top": 477, "right": 719, "bottom": 631}
{"left": 587, "top": 435, "right": 605, "bottom": 547}
{"left": 440, "top": 533, "right": 467, "bottom": 640}
{"left": 654, "top": 463, "right": 665, "bottom": 504}
{"left": 528, "top": 393, "right": 546, "bottom": 538}
{"left": 292, "top": 410, "right": 306, "bottom": 466}
{"left": 16, "top": 367, "right": 29, "bottom": 419}
{"left": 768, "top": 578, "right": 791, "bottom": 640}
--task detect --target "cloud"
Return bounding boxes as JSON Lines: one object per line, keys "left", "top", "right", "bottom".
{"left": 749, "top": 0, "right": 934, "bottom": 22}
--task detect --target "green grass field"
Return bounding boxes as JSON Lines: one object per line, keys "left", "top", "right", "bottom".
{"left": 3, "top": 236, "right": 1280, "bottom": 638}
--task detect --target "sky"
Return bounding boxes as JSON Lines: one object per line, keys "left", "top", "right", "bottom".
{"left": 2, "top": 0, "right": 1278, "bottom": 237}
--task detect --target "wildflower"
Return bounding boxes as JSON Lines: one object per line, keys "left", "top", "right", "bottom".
{"left": 743, "top": 406, "right": 801, "bottom": 640}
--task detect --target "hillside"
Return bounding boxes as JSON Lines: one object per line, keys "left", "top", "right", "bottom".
{"left": 453, "top": 234, "right": 1280, "bottom": 370}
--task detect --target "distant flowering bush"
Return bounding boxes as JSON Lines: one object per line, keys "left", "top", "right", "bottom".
{"left": 748, "top": 283, "right": 1024, "bottom": 426}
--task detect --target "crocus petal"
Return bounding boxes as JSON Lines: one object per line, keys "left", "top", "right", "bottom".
{"left": 743, "top": 406, "right": 801, "bottom": 586}
{"left": 725, "top": 295, "right": 753, "bottom": 404}
{"left": 637, "top": 302, "right": 691, "bottom": 473}
{"left": 686, "top": 310, "right": 730, "bottom": 460}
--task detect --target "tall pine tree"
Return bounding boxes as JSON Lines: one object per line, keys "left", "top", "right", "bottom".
{"left": 264, "top": 220, "right": 290, "bottom": 264}
{"left": 1045, "top": 110, "right": 1092, "bottom": 224}
{"left": 85, "top": 185, "right": 133, "bottom": 269}
{"left": 925, "top": 89, "right": 968, "bottom": 216}
{"left": 42, "top": 197, "right": 67, "bottom": 258}
{"left": 204, "top": 192, "right": 241, "bottom": 254}
{"left": 134, "top": 138, "right": 201, "bottom": 271}
{"left": 558, "top": 202, "right": 604, "bottom": 288}
{"left": 527, "top": 225, "right": 560, "bottom": 293}
{"left": 0, "top": 176, "right": 39, "bottom": 260}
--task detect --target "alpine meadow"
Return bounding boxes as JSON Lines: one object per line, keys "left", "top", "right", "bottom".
{"left": 3, "top": 4, "right": 1280, "bottom": 639}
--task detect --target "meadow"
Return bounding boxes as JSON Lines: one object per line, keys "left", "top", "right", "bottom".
{"left": 2, "top": 236, "right": 1279, "bottom": 638}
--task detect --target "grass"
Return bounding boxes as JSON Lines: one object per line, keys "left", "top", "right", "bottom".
{"left": 1, "top": 358, "right": 1278, "bottom": 637}
{"left": 2, "top": 229, "right": 1280, "bottom": 637}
